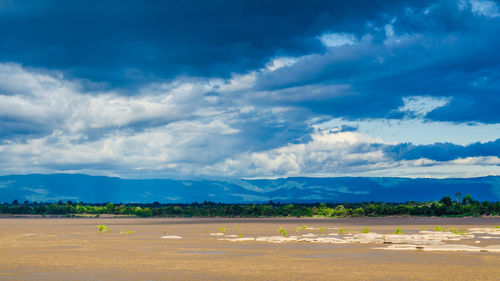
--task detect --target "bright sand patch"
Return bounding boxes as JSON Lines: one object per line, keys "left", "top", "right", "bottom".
{"left": 214, "top": 227, "right": 500, "bottom": 252}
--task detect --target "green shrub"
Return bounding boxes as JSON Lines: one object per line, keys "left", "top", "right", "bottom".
{"left": 219, "top": 227, "right": 226, "bottom": 233}
{"left": 279, "top": 227, "right": 287, "bottom": 237}
{"left": 339, "top": 227, "right": 345, "bottom": 234}
{"left": 394, "top": 227, "right": 403, "bottom": 234}
{"left": 361, "top": 227, "right": 370, "bottom": 233}
{"left": 98, "top": 225, "right": 111, "bottom": 232}
{"left": 434, "top": 226, "right": 443, "bottom": 232}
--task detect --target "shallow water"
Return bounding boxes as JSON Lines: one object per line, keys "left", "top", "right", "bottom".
{"left": 0, "top": 217, "right": 499, "bottom": 280}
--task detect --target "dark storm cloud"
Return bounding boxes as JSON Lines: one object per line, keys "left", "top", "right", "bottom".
{"left": 0, "top": 0, "right": 431, "bottom": 86}
{"left": 383, "top": 138, "right": 500, "bottom": 162}
{"left": 252, "top": 0, "right": 500, "bottom": 123}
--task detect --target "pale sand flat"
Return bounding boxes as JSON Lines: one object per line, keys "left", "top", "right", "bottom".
{"left": 228, "top": 231, "right": 480, "bottom": 246}
{"left": 218, "top": 237, "right": 256, "bottom": 242}
{"left": 161, "top": 235, "right": 182, "bottom": 239}
{"left": 376, "top": 244, "right": 500, "bottom": 252}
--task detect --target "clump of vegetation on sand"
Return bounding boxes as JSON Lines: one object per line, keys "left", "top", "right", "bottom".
{"left": 394, "top": 227, "right": 403, "bottom": 234}
{"left": 279, "top": 227, "right": 287, "bottom": 237}
{"left": 98, "top": 225, "right": 111, "bottom": 232}
{"left": 120, "top": 229, "right": 135, "bottom": 235}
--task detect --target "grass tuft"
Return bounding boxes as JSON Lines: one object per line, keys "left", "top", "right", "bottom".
{"left": 98, "top": 225, "right": 111, "bottom": 233}
{"left": 394, "top": 227, "right": 403, "bottom": 234}
{"left": 361, "top": 227, "right": 370, "bottom": 233}
{"left": 279, "top": 227, "right": 287, "bottom": 237}
{"left": 120, "top": 229, "right": 134, "bottom": 235}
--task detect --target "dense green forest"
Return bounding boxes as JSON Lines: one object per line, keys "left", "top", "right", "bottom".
{"left": 1, "top": 194, "right": 499, "bottom": 217}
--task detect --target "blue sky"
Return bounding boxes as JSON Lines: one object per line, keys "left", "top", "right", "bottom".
{"left": 0, "top": 0, "right": 499, "bottom": 179}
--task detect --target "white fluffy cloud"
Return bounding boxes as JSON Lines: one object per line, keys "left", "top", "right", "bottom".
{"left": 200, "top": 129, "right": 500, "bottom": 179}
{"left": 0, "top": 63, "right": 498, "bottom": 179}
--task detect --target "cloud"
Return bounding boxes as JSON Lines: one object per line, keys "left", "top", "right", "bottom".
{"left": 467, "top": 0, "right": 500, "bottom": 17}
{"left": 319, "top": 33, "right": 357, "bottom": 47}
{"left": 0, "top": 0, "right": 426, "bottom": 85}
{"left": 0, "top": 1, "right": 499, "bottom": 179}
{"left": 0, "top": 63, "right": 314, "bottom": 177}
{"left": 384, "top": 139, "right": 500, "bottom": 162}
{"left": 251, "top": 1, "right": 500, "bottom": 123}
{"left": 397, "top": 96, "right": 450, "bottom": 118}
{"left": 203, "top": 129, "right": 500, "bottom": 178}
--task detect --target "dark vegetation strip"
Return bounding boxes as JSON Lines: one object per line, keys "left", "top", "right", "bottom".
{"left": 1, "top": 194, "right": 499, "bottom": 217}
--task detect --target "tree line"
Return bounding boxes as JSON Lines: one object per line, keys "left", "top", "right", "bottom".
{"left": 1, "top": 194, "right": 499, "bottom": 217}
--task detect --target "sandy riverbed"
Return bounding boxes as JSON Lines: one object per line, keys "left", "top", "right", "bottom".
{"left": 0, "top": 217, "right": 499, "bottom": 280}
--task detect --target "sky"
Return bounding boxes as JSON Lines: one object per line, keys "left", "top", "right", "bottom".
{"left": 0, "top": 0, "right": 499, "bottom": 179}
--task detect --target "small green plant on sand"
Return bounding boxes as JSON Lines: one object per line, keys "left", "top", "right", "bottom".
{"left": 279, "top": 227, "right": 287, "bottom": 237}
{"left": 98, "top": 225, "right": 111, "bottom": 233}
{"left": 219, "top": 227, "right": 226, "bottom": 233}
{"left": 449, "top": 227, "right": 459, "bottom": 234}
{"left": 460, "top": 230, "right": 466, "bottom": 235}
{"left": 339, "top": 227, "right": 345, "bottom": 234}
{"left": 495, "top": 226, "right": 500, "bottom": 229}
{"left": 238, "top": 233, "right": 244, "bottom": 238}
{"left": 205, "top": 230, "right": 209, "bottom": 234}
{"left": 361, "top": 227, "right": 370, "bottom": 233}
{"left": 394, "top": 227, "right": 403, "bottom": 234}
{"left": 421, "top": 227, "right": 427, "bottom": 231}
{"left": 120, "top": 229, "right": 134, "bottom": 235}
{"left": 434, "top": 226, "right": 443, "bottom": 232}
{"left": 296, "top": 225, "right": 307, "bottom": 233}
{"left": 319, "top": 226, "right": 325, "bottom": 232}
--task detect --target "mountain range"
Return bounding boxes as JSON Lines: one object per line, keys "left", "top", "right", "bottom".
{"left": 1, "top": 174, "right": 499, "bottom": 203}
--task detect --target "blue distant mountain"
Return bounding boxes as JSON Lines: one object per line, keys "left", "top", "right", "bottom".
{"left": 0, "top": 174, "right": 499, "bottom": 203}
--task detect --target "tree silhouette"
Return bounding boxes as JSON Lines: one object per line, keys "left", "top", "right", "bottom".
{"left": 454, "top": 192, "right": 463, "bottom": 204}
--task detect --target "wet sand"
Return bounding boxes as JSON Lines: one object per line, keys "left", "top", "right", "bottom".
{"left": 0, "top": 217, "right": 499, "bottom": 280}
